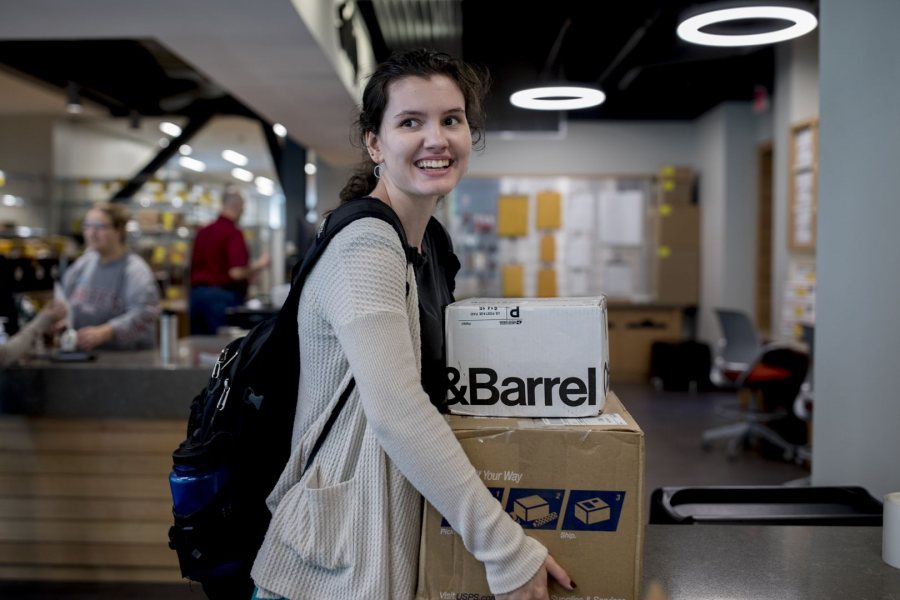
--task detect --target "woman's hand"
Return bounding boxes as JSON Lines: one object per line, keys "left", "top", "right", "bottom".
{"left": 76, "top": 324, "right": 113, "bottom": 350}
{"left": 496, "top": 555, "right": 574, "bottom": 600}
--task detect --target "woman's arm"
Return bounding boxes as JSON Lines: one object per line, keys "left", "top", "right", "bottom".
{"left": 0, "top": 302, "right": 64, "bottom": 368}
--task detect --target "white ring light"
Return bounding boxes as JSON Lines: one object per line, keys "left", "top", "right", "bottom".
{"left": 677, "top": 6, "right": 817, "bottom": 47}
{"left": 510, "top": 86, "right": 606, "bottom": 111}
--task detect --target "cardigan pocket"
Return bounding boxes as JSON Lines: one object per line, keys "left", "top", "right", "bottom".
{"left": 277, "top": 465, "right": 359, "bottom": 571}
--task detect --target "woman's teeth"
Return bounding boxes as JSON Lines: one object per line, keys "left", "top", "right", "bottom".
{"left": 416, "top": 159, "right": 450, "bottom": 169}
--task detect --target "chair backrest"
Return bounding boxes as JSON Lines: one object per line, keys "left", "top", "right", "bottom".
{"left": 715, "top": 308, "right": 762, "bottom": 369}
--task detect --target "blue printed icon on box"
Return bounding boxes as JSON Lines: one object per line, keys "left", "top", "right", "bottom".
{"left": 441, "top": 487, "right": 504, "bottom": 528}
{"left": 506, "top": 488, "right": 564, "bottom": 529}
{"left": 561, "top": 490, "right": 625, "bottom": 532}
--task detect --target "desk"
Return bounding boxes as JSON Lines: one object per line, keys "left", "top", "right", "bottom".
{"left": 607, "top": 304, "right": 683, "bottom": 382}
{"left": 0, "top": 336, "right": 232, "bottom": 418}
{"left": 643, "top": 525, "right": 900, "bottom": 599}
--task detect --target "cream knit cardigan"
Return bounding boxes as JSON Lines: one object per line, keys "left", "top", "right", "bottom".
{"left": 251, "top": 218, "right": 546, "bottom": 599}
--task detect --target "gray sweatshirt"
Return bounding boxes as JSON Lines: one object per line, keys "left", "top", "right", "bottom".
{"left": 62, "top": 250, "right": 160, "bottom": 350}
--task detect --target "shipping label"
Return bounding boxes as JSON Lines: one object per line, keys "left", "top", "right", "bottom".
{"left": 452, "top": 304, "right": 523, "bottom": 328}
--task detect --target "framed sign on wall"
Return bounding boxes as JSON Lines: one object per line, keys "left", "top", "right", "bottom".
{"left": 789, "top": 119, "right": 818, "bottom": 251}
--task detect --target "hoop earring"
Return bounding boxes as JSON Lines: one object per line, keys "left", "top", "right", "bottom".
{"left": 373, "top": 163, "right": 383, "bottom": 179}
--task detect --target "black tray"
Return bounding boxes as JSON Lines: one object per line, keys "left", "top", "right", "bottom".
{"left": 649, "top": 485, "right": 883, "bottom": 526}
{"left": 50, "top": 351, "right": 97, "bottom": 363}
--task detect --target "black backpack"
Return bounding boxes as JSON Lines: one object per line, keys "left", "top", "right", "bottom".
{"left": 167, "top": 198, "right": 412, "bottom": 599}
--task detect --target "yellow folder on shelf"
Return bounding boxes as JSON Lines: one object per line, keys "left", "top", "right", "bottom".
{"left": 537, "top": 268, "right": 557, "bottom": 297}
{"left": 540, "top": 234, "right": 556, "bottom": 262}
{"left": 502, "top": 264, "right": 525, "bottom": 297}
{"left": 497, "top": 195, "right": 529, "bottom": 237}
{"left": 536, "top": 191, "right": 562, "bottom": 230}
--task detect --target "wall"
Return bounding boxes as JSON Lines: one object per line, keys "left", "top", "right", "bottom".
{"left": 0, "top": 115, "right": 54, "bottom": 230}
{"left": 292, "top": 0, "right": 377, "bottom": 100}
{"left": 813, "top": 0, "right": 900, "bottom": 498}
{"left": 772, "top": 33, "right": 820, "bottom": 341}
{"left": 468, "top": 121, "right": 697, "bottom": 176}
{"left": 696, "top": 103, "right": 759, "bottom": 342}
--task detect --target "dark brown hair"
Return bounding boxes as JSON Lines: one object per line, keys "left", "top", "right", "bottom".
{"left": 339, "top": 48, "right": 490, "bottom": 202}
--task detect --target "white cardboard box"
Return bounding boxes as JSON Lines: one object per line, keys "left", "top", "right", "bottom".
{"left": 445, "top": 297, "right": 609, "bottom": 417}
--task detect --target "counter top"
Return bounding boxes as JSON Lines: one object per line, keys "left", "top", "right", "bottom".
{"left": 643, "top": 525, "right": 900, "bottom": 599}
{"left": 0, "top": 336, "right": 236, "bottom": 418}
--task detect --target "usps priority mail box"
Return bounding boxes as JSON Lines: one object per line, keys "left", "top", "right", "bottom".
{"left": 445, "top": 297, "right": 609, "bottom": 417}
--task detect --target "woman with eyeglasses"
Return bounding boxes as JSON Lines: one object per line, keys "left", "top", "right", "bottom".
{"left": 61, "top": 202, "right": 160, "bottom": 350}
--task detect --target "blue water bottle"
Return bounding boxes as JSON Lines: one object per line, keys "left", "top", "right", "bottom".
{"left": 169, "top": 463, "right": 229, "bottom": 516}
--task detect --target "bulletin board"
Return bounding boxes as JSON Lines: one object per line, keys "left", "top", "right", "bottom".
{"left": 789, "top": 119, "right": 818, "bottom": 251}
{"left": 446, "top": 174, "right": 655, "bottom": 300}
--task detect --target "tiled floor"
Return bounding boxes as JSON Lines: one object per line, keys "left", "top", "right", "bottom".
{"left": 2, "top": 383, "right": 809, "bottom": 599}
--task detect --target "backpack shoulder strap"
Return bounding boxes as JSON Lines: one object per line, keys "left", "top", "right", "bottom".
{"left": 280, "top": 197, "right": 411, "bottom": 326}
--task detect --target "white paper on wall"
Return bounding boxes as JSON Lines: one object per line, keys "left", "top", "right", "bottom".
{"left": 795, "top": 128, "right": 814, "bottom": 169}
{"left": 604, "top": 261, "right": 633, "bottom": 297}
{"left": 566, "top": 236, "right": 594, "bottom": 268}
{"left": 598, "top": 190, "right": 643, "bottom": 246}
{"left": 567, "top": 269, "right": 591, "bottom": 296}
{"left": 566, "top": 193, "right": 596, "bottom": 233}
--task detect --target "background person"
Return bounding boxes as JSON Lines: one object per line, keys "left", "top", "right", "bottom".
{"left": 189, "top": 188, "right": 270, "bottom": 334}
{"left": 251, "top": 49, "right": 573, "bottom": 600}
{"left": 0, "top": 299, "right": 66, "bottom": 368}
{"left": 61, "top": 202, "right": 159, "bottom": 351}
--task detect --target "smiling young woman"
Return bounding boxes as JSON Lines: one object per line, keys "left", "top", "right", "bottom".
{"left": 250, "top": 49, "right": 574, "bottom": 600}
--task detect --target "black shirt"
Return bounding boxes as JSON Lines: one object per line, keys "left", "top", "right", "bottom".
{"left": 414, "top": 218, "right": 460, "bottom": 411}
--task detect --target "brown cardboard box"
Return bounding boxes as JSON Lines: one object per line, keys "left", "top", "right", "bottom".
{"left": 657, "top": 166, "right": 696, "bottom": 206}
{"left": 607, "top": 305, "right": 683, "bottom": 383}
{"left": 416, "top": 392, "right": 644, "bottom": 600}
{"left": 654, "top": 246, "right": 699, "bottom": 305}
{"left": 653, "top": 204, "right": 700, "bottom": 248}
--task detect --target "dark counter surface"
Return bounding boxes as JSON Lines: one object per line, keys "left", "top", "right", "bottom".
{"left": 0, "top": 336, "right": 235, "bottom": 418}
{"left": 643, "top": 525, "right": 900, "bottom": 599}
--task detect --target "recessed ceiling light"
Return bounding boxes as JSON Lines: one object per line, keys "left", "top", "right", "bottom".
{"left": 231, "top": 167, "right": 254, "bottom": 182}
{"left": 510, "top": 86, "right": 606, "bottom": 111}
{"left": 222, "top": 149, "right": 248, "bottom": 166}
{"left": 677, "top": 5, "right": 818, "bottom": 47}
{"left": 179, "top": 144, "right": 192, "bottom": 156}
{"left": 159, "top": 122, "right": 182, "bottom": 137}
{"left": 255, "top": 176, "right": 275, "bottom": 196}
{"left": 304, "top": 163, "right": 317, "bottom": 175}
{"left": 273, "top": 123, "right": 287, "bottom": 138}
{"left": 178, "top": 156, "right": 206, "bottom": 172}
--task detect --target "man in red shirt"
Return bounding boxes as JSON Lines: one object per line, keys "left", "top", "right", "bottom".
{"left": 189, "top": 189, "right": 270, "bottom": 334}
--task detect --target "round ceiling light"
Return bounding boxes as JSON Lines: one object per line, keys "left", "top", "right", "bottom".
{"left": 677, "top": 5, "right": 818, "bottom": 47}
{"left": 509, "top": 86, "right": 606, "bottom": 111}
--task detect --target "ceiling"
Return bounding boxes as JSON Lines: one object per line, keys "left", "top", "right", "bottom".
{"left": 0, "top": 0, "right": 818, "bottom": 171}
{"left": 357, "top": 0, "right": 815, "bottom": 131}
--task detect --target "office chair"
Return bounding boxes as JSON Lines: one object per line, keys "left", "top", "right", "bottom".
{"left": 701, "top": 309, "right": 810, "bottom": 461}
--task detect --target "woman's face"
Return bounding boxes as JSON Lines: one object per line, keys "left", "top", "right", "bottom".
{"left": 366, "top": 74, "right": 472, "bottom": 204}
{"left": 82, "top": 209, "right": 120, "bottom": 254}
